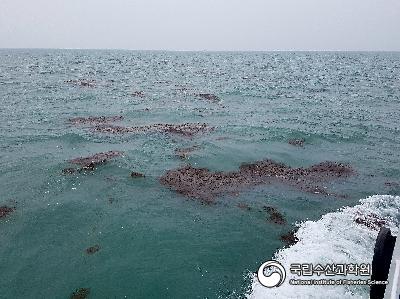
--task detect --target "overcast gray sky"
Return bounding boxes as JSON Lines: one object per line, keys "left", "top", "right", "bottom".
{"left": 0, "top": 0, "right": 399, "bottom": 51}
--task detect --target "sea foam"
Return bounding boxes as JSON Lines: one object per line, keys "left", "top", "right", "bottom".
{"left": 248, "top": 195, "right": 400, "bottom": 299}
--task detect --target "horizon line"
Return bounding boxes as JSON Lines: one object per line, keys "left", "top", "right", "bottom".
{"left": 0, "top": 47, "right": 399, "bottom": 53}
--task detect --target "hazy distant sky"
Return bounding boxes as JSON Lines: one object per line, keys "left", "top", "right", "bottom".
{"left": 1, "top": 0, "right": 399, "bottom": 51}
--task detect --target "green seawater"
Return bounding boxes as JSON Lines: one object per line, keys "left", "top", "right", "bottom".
{"left": 0, "top": 50, "right": 399, "bottom": 298}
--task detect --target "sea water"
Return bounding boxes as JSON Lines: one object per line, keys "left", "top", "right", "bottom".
{"left": 0, "top": 50, "right": 399, "bottom": 298}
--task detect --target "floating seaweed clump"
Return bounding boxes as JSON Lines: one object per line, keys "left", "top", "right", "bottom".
{"left": 280, "top": 230, "right": 299, "bottom": 246}
{"left": 354, "top": 212, "right": 386, "bottom": 230}
{"left": 161, "top": 123, "right": 211, "bottom": 137}
{"left": 66, "top": 79, "right": 96, "bottom": 87}
{"left": 131, "top": 171, "right": 145, "bottom": 178}
{"left": 197, "top": 93, "right": 221, "bottom": 102}
{"left": 0, "top": 206, "right": 15, "bottom": 219}
{"left": 92, "top": 125, "right": 134, "bottom": 134}
{"left": 70, "top": 288, "right": 90, "bottom": 299}
{"left": 68, "top": 151, "right": 123, "bottom": 168}
{"left": 264, "top": 206, "right": 286, "bottom": 225}
{"left": 62, "top": 168, "right": 77, "bottom": 175}
{"left": 288, "top": 138, "right": 305, "bottom": 147}
{"left": 174, "top": 146, "right": 200, "bottom": 159}
{"left": 68, "top": 115, "right": 123, "bottom": 125}
{"left": 93, "top": 123, "right": 213, "bottom": 137}
{"left": 160, "top": 159, "right": 354, "bottom": 203}
{"left": 307, "top": 161, "right": 354, "bottom": 178}
{"left": 131, "top": 91, "right": 145, "bottom": 97}
{"left": 384, "top": 181, "right": 400, "bottom": 187}
{"left": 86, "top": 245, "right": 100, "bottom": 255}
{"left": 160, "top": 166, "right": 248, "bottom": 204}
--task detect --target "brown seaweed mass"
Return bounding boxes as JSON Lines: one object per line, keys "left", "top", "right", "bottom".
{"left": 354, "top": 213, "right": 386, "bottom": 230}
{"left": 0, "top": 206, "right": 15, "bottom": 219}
{"left": 86, "top": 245, "right": 100, "bottom": 255}
{"left": 66, "top": 79, "right": 96, "bottom": 87}
{"left": 288, "top": 138, "right": 305, "bottom": 147}
{"left": 280, "top": 230, "right": 299, "bottom": 246}
{"left": 68, "top": 115, "right": 123, "bottom": 125}
{"left": 131, "top": 171, "right": 145, "bottom": 178}
{"left": 264, "top": 206, "right": 286, "bottom": 225}
{"left": 92, "top": 123, "right": 213, "bottom": 137}
{"left": 160, "top": 160, "right": 354, "bottom": 203}
{"left": 197, "top": 93, "right": 220, "bottom": 102}
{"left": 174, "top": 146, "right": 200, "bottom": 159}
{"left": 69, "top": 151, "right": 123, "bottom": 168}
{"left": 131, "top": 91, "right": 145, "bottom": 98}
{"left": 62, "top": 168, "right": 77, "bottom": 175}
{"left": 70, "top": 288, "right": 90, "bottom": 299}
